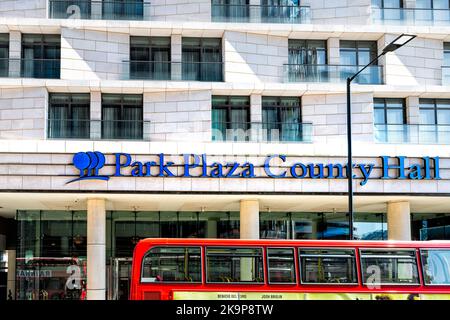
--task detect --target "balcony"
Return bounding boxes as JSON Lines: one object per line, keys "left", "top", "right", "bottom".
{"left": 47, "top": 119, "right": 151, "bottom": 140}
{"left": 374, "top": 124, "right": 450, "bottom": 144}
{"left": 48, "top": 0, "right": 150, "bottom": 20}
{"left": 443, "top": 66, "right": 450, "bottom": 85}
{"left": 122, "top": 61, "right": 224, "bottom": 82}
{"left": 372, "top": 7, "right": 450, "bottom": 26}
{"left": 212, "top": 121, "right": 313, "bottom": 143}
{"left": 284, "top": 64, "right": 384, "bottom": 85}
{"left": 0, "top": 58, "right": 60, "bottom": 79}
{"left": 211, "top": 3, "right": 311, "bottom": 23}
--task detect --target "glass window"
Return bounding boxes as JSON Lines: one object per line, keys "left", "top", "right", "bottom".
{"left": 0, "top": 33, "right": 9, "bottom": 77}
{"left": 141, "top": 247, "right": 201, "bottom": 283}
{"left": 212, "top": 96, "right": 250, "bottom": 141}
{"left": 182, "top": 37, "right": 223, "bottom": 81}
{"left": 419, "top": 99, "right": 450, "bottom": 143}
{"left": 360, "top": 249, "right": 419, "bottom": 285}
{"left": 211, "top": 0, "right": 249, "bottom": 21}
{"left": 267, "top": 248, "right": 296, "bottom": 283}
{"left": 102, "top": 0, "right": 144, "bottom": 20}
{"left": 101, "top": 94, "right": 143, "bottom": 140}
{"left": 21, "top": 34, "right": 60, "bottom": 79}
{"left": 373, "top": 98, "right": 406, "bottom": 143}
{"left": 340, "top": 41, "right": 379, "bottom": 84}
{"left": 354, "top": 213, "right": 387, "bottom": 240}
{"left": 48, "top": 93, "right": 90, "bottom": 139}
{"left": 129, "top": 36, "right": 171, "bottom": 80}
{"left": 262, "top": 97, "right": 302, "bottom": 142}
{"left": 412, "top": 213, "right": 450, "bottom": 240}
{"left": 288, "top": 40, "right": 327, "bottom": 65}
{"left": 260, "top": 212, "right": 290, "bottom": 239}
{"left": 299, "top": 248, "right": 357, "bottom": 284}
{"left": 421, "top": 249, "right": 450, "bottom": 285}
{"left": 206, "top": 247, "right": 264, "bottom": 283}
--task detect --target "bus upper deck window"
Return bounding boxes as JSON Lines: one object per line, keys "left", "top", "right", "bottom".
{"left": 267, "top": 248, "right": 296, "bottom": 284}
{"left": 421, "top": 249, "right": 450, "bottom": 285}
{"left": 141, "top": 246, "right": 201, "bottom": 283}
{"left": 299, "top": 248, "right": 357, "bottom": 284}
{"left": 360, "top": 249, "right": 419, "bottom": 285}
{"left": 206, "top": 247, "right": 264, "bottom": 284}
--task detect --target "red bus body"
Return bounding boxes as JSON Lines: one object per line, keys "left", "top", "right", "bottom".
{"left": 130, "top": 238, "right": 450, "bottom": 300}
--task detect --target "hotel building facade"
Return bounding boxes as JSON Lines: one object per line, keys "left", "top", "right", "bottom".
{"left": 0, "top": 0, "right": 450, "bottom": 300}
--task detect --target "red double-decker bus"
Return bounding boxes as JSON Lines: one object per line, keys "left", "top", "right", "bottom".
{"left": 130, "top": 238, "right": 450, "bottom": 300}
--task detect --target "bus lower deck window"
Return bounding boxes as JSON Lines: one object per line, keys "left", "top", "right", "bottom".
{"left": 141, "top": 246, "right": 201, "bottom": 283}
{"left": 360, "top": 249, "right": 419, "bottom": 285}
{"left": 299, "top": 248, "right": 357, "bottom": 284}
{"left": 206, "top": 247, "right": 264, "bottom": 283}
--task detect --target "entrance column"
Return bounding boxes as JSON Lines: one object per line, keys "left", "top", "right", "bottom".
{"left": 7, "top": 250, "right": 15, "bottom": 300}
{"left": 87, "top": 198, "right": 106, "bottom": 300}
{"left": 240, "top": 200, "right": 259, "bottom": 239}
{"left": 387, "top": 201, "right": 411, "bottom": 241}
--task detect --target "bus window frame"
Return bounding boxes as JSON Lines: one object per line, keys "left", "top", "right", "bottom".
{"left": 140, "top": 245, "right": 203, "bottom": 284}
{"left": 205, "top": 246, "right": 265, "bottom": 285}
{"left": 266, "top": 247, "right": 297, "bottom": 285}
{"left": 419, "top": 248, "right": 450, "bottom": 287}
{"left": 359, "top": 248, "right": 421, "bottom": 287}
{"left": 298, "top": 247, "right": 359, "bottom": 286}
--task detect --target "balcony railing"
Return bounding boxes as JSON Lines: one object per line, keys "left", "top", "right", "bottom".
{"left": 443, "top": 66, "right": 450, "bottom": 85}
{"left": 123, "top": 61, "right": 224, "bottom": 82}
{"left": 374, "top": 124, "right": 450, "bottom": 144}
{"left": 0, "top": 58, "right": 60, "bottom": 79}
{"left": 372, "top": 7, "right": 450, "bottom": 26}
{"left": 211, "top": 4, "right": 311, "bottom": 23}
{"left": 47, "top": 119, "right": 151, "bottom": 140}
{"left": 212, "top": 121, "right": 313, "bottom": 143}
{"left": 49, "top": 0, "right": 150, "bottom": 20}
{"left": 284, "top": 64, "right": 384, "bottom": 85}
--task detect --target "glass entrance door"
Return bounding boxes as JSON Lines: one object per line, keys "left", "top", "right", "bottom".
{"left": 111, "top": 258, "right": 132, "bottom": 300}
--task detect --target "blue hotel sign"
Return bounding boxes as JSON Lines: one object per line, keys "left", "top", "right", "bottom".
{"left": 68, "top": 152, "right": 441, "bottom": 186}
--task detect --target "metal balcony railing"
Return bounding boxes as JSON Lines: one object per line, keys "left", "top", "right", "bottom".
{"left": 284, "top": 64, "right": 384, "bottom": 85}
{"left": 211, "top": 3, "right": 311, "bottom": 23}
{"left": 47, "top": 119, "right": 151, "bottom": 140}
{"left": 49, "top": 0, "right": 150, "bottom": 20}
{"left": 372, "top": 7, "right": 450, "bottom": 26}
{"left": 0, "top": 58, "right": 60, "bottom": 79}
{"left": 212, "top": 121, "right": 313, "bottom": 143}
{"left": 122, "top": 61, "right": 224, "bottom": 82}
{"left": 374, "top": 124, "right": 450, "bottom": 144}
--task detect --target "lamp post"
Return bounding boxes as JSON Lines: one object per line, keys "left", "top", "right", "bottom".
{"left": 346, "top": 34, "right": 416, "bottom": 240}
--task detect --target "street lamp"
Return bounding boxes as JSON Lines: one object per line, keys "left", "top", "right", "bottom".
{"left": 346, "top": 34, "right": 416, "bottom": 240}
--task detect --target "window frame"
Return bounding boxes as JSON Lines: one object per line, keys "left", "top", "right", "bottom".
{"left": 373, "top": 97, "right": 407, "bottom": 125}
{"left": 266, "top": 246, "right": 297, "bottom": 285}
{"left": 262, "top": 96, "right": 302, "bottom": 125}
{"left": 419, "top": 98, "right": 450, "bottom": 125}
{"left": 288, "top": 39, "right": 328, "bottom": 65}
{"left": 419, "top": 248, "right": 450, "bottom": 286}
{"left": 298, "top": 247, "right": 359, "bottom": 286}
{"left": 140, "top": 245, "right": 203, "bottom": 284}
{"left": 129, "top": 36, "right": 171, "bottom": 62}
{"left": 205, "top": 246, "right": 265, "bottom": 285}
{"left": 212, "top": 95, "right": 251, "bottom": 131}
{"left": 359, "top": 248, "right": 421, "bottom": 286}
{"left": 340, "top": 40, "right": 378, "bottom": 66}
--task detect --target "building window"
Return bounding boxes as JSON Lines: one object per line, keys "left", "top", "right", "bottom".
{"left": 101, "top": 94, "right": 143, "bottom": 140}
{"left": 212, "top": 96, "right": 250, "bottom": 141}
{"left": 443, "top": 43, "right": 450, "bottom": 85}
{"left": 21, "top": 34, "right": 60, "bottom": 79}
{"left": 372, "top": 0, "right": 403, "bottom": 21}
{"left": 48, "top": 93, "right": 90, "bottom": 139}
{"left": 419, "top": 99, "right": 450, "bottom": 143}
{"left": 287, "top": 39, "right": 327, "bottom": 82}
{"left": 416, "top": 0, "right": 450, "bottom": 21}
{"left": 262, "top": 96, "right": 305, "bottom": 142}
{"left": 129, "top": 36, "right": 171, "bottom": 80}
{"left": 16, "top": 210, "right": 87, "bottom": 300}
{"left": 340, "top": 41, "right": 381, "bottom": 84}
{"left": 0, "top": 34, "right": 9, "bottom": 77}
{"left": 261, "top": 0, "right": 304, "bottom": 22}
{"left": 412, "top": 213, "right": 450, "bottom": 240}
{"left": 48, "top": 0, "right": 91, "bottom": 19}
{"left": 373, "top": 98, "right": 406, "bottom": 143}
{"left": 182, "top": 37, "right": 223, "bottom": 81}
{"left": 102, "top": 0, "right": 144, "bottom": 20}
{"left": 211, "top": 0, "right": 249, "bottom": 21}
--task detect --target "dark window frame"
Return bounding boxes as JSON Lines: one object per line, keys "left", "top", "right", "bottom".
{"left": 212, "top": 95, "right": 251, "bottom": 128}
{"left": 266, "top": 247, "right": 297, "bottom": 285}
{"left": 288, "top": 39, "right": 328, "bottom": 65}
{"left": 419, "top": 98, "right": 450, "bottom": 125}
{"left": 373, "top": 98, "right": 407, "bottom": 125}
{"left": 262, "top": 96, "right": 302, "bottom": 125}
{"left": 340, "top": 40, "right": 378, "bottom": 66}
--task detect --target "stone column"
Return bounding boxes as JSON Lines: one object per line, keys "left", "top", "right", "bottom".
{"left": 327, "top": 38, "right": 340, "bottom": 65}
{"left": 7, "top": 250, "right": 15, "bottom": 300}
{"left": 240, "top": 200, "right": 260, "bottom": 239}
{"left": 171, "top": 34, "right": 182, "bottom": 81}
{"left": 90, "top": 91, "right": 102, "bottom": 139}
{"left": 249, "top": 0, "right": 261, "bottom": 23}
{"left": 91, "top": 0, "right": 103, "bottom": 20}
{"left": 9, "top": 31, "right": 21, "bottom": 78}
{"left": 250, "top": 94, "right": 262, "bottom": 142}
{"left": 143, "top": 0, "right": 151, "bottom": 20}
{"left": 406, "top": 96, "right": 420, "bottom": 143}
{"left": 387, "top": 201, "right": 411, "bottom": 241}
{"left": 87, "top": 198, "right": 106, "bottom": 300}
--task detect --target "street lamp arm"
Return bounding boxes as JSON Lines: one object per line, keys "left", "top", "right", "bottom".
{"left": 348, "top": 51, "right": 386, "bottom": 83}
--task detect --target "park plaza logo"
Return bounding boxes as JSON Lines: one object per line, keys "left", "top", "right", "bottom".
{"left": 68, "top": 151, "right": 441, "bottom": 185}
